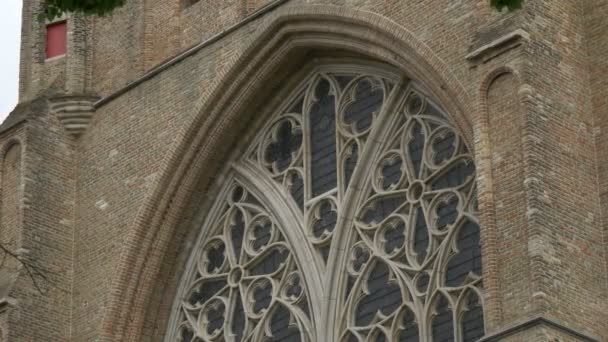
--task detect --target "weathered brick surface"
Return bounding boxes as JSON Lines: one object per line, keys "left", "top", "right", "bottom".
{"left": 6, "top": 0, "right": 608, "bottom": 341}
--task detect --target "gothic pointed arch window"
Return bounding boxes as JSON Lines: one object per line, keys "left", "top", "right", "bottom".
{"left": 166, "top": 63, "right": 485, "bottom": 342}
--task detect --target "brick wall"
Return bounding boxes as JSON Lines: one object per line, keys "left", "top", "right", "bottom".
{"left": 7, "top": 0, "right": 608, "bottom": 340}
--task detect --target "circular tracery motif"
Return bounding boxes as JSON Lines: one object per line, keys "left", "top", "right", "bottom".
{"left": 175, "top": 184, "right": 313, "bottom": 342}
{"left": 169, "top": 67, "right": 484, "bottom": 342}
{"left": 340, "top": 90, "right": 483, "bottom": 341}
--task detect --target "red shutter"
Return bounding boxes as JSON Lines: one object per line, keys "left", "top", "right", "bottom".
{"left": 46, "top": 21, "right": 67, "bottom": 59}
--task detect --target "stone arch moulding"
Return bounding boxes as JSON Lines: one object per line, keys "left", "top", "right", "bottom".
{"left": 98, "top": 5, "right": 477, "bottom": 341}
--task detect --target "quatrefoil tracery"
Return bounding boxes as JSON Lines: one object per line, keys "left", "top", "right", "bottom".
{"left": 176, "top": 184, "right": 313, "bottom": 342}
{"left": 169, "top": 66, "right": 484, "bottom": 342}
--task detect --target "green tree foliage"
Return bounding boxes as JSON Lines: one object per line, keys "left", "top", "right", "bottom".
{"left": 490, "top": 0, "right": 524, "bottom": 11}
{"left": 41, "top": 0, "right": 125, "bottom": 20}
{"left": 41, "top": 0, "right": 523, "bottom": 20}
{"left": 41, "top": 0, "right": 522, "bottom": 21}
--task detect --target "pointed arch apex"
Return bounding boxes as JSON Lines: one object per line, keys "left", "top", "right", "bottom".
{"left": 100, "top": 5, "right": 477, "bottom": 341}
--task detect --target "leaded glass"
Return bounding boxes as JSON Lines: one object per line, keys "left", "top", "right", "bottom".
{"left": 167, "top": 65, "right": 484, "bottom": 342}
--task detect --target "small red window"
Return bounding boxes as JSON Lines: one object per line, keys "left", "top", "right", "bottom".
{"left": 46, "top": 21, "right": 67, "bottom": 59}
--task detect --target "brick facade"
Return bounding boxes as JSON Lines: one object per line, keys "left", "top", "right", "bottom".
{"left": 3, "top": 0, "right": 607, "bottom": 341}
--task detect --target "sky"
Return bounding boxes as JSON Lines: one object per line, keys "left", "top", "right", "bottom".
{"left": 0, "top": 1, "right": 22, "bottom": 123}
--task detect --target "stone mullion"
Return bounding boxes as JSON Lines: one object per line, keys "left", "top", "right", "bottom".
{"left": 322, "top": 76, "right": 409, "bottom": 341}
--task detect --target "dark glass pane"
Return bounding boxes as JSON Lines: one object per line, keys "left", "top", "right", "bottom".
{"left": 351, "top": 244, "right": 370, "bottom": 273}
{"left": 250, "top": 248, "right": 289, "bottom": 276}
{"left": 413, "top": 207, "right": 429, "bottom": 264}
{"left": 431, "top": 159, "right": 475, "bottom": 190}
{"left": 232, "top": 292, "right": 246, "bottom": 342}
{"left": 343, "top": 79, "right": 383, "bottom": 133}
{"left": 445, "top": 220, "right": 482, "bottom": 287}
{"left": 398, "top": 308, "right": 419, "bottom": 342}
{"left": 187, "top": 279, "right": 226, "bottom": 306}
{"left": 180, "top": 325, "right": 194, "bottom": 342}
{"left": 206, "top": 243, "right": 225, "bottom": 273}
{"left": 432, "top": 131, "right": 456, "bottom": 165}
{"left": 252, "top": 220, "right": 272, "bottom": 251}
{"left": 416, "top": 272, "right": 429, "bottom": 294}
{"left": 335, "top": 75, "right": 355, "bottom": 90}
{"left": 407, "top": 122, "right": 425, "bottom": 178}
{"left": 374, "top": 331, "right": 387, "bottom": 342}
{"left": 268, "top": 304, "right": 302, "bottom": 342}
{"left": 231, "top": 210, "right": 245, "bottom": 261}
{"left": 312, "top": 201, "right": 337, "bottom": 238}
{"left": 231, "top": 186, "right": 244, "bottom": 202}
{"left": 265, "top": 120, "right": 302, "bottom": 172}
{"left": 206, "top": 302, "right": 225, "bottom": 335}
{"left": 462, "top": 292, "right": 485, "bottom": 342}
{"left": 432, "top": 296, "right": 454, "bottom": 342}
{"left": 252, "top": 282, "right": 273, "bottom": 313}
{"left": 436, "top": 196, "right": 459, "bottom": 230}
{"left": 406, "top": 93, "right": 424, "bottom": 115}
{"left": 381, "top": 156, "right": 403, "bottom": 190}
{"left": 285, "top": 274, "right": 303, "bottom": 299}
{"left": 309, "top": 79, "right": 337, "bottom": 196}
{"left": 383, "top": 221, "right": 405, "bottom": 254}
{"left": 355, "top": 261, "right": 402, "bottom": 326}
{"left": 360, "top": 195, "right": 405, "bottom": 224}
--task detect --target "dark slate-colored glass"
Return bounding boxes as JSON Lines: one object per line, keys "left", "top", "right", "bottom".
{"left": 361, "top": 195, "right": 405, "bottom": 224}
{"left": 265, "top": 120, "right": 302, "bottom": 173}
{"left": 462, "top": 292, "right": 485, "bottom": 342}
{"left": 268, "top": 304, "right": 302, "bottom": 342}
{"left": 436, "top": 196, "right": 459, "bottom": 230}
{"left": 334, "top": 75, "right": 355, "bottom": 90}
{"left": 352, "top": 245, "right": 370, "bottom": 273}
{"left": 407, "top": 121, "right": 425, "bottom": 178}
{"left": 231, "top": 293, "right": 246, "bottom": 342}
{"left": 206, "top": 243, "right": 225, "bottom": 273}
{"left": 374, "top": 331, "right": 387, "bottom": 342}
{"left": 309, "top": 79, "right": 337, "bottom": 197}
{"left": 250, "top": 248, "right": 289, "bottom": 276}
{"left": 253, "top": 283, "right": 273, "bottom": 313}
{"left": 381, "top": 156, "right": 403, "bottom": 190}
{"left": 343, "top": 79, "right": 383, "bottom": 133}
{"left": 206, "top": 302, "right": 225, "bottom": 335}
{"left": 398, "top": 308, "right": 419, "bottom": 342}
{"left": 407, "top": 93, "right": 424, "bottom": 115}
{"left": 355, "top": 261, "right": 402, "bottom": 326}
{"left": 252, "top": 220, "right": 272, "bottom": 251}
{"left": 231, "top": 210, "right": 245, "bottom": 261}
{"left": 312, "top": 201, "right": 337, "bottom": 238}
{"left": 180, "top": 326, "right": 194, "bottom": 342}
{"left": 188, "top": 279, "right": 226, "bottom": 306}
{"left": 431, "top": 159, "right": 475, "bottom": 191}
{"left": 383, "top": 221, "right": 405, "bottom": 254}
{"left": 432, "top": 131, "right": 456, "bottom": 165}
{"left": 286, "top": 274, "right": 303, "bottom": 299}
{"left": 413, "top": 207, "right": 429, "bottom": 264}
{"left": 445, "top": 219, "right": 482, "bottom": 287}
{"left": 431, "top": 296, "right": 454, "bottom": 342}
{"left": 416, "top": 272, "right": 429, "bottom": 294}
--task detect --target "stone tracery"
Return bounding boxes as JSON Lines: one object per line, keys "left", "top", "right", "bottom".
{"left": 168, "top": 65, "right": 484, "bottom": 342}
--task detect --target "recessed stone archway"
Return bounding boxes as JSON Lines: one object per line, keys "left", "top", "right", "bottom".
{"left": 98, "top": 5, "right": 477, "bottom": 342}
